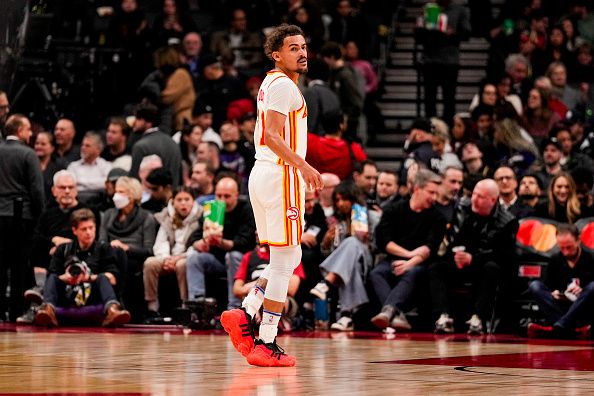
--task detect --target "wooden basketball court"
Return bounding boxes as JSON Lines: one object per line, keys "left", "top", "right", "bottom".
{"left": 0, "top": 324, "right": 593, "bottom": 395}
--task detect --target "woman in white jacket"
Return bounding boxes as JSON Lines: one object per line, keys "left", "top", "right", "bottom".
{"left": 143, "top": 187, "right": 202, "bottom": 320}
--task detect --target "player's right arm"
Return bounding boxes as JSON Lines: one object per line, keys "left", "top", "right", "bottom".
{"left": 264, "top": 109, "right": 323, "bottom": 191}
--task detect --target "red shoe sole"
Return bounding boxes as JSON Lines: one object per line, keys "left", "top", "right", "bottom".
{"left": 221, "top": 310, "right": 254, "bottom": 357}
{"left": 246, "top": 348, "right": 296, "bottom": 367}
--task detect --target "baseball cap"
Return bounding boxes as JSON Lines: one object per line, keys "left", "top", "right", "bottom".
{"left": 106, "top": 168, "right": 128, "bottom": 182}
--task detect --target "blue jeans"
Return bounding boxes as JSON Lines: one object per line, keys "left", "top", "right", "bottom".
{"left": 186, "top": 250, "right": 244, "bottom": 309}
{"left": 369, "top": 259, "right": 425, "bottom": 311}
{"left": 529, "top": 280, "right": 594, "bottom": 328}
{"left": 44, "top": 273, "right": 119, "bottom": 311}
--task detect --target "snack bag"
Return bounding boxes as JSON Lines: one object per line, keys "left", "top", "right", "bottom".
{"left": 351, "top": 203, "right": 368, "bottom": 237}
{"left": 202, "top": 200, "right": 226, "bottom": 238}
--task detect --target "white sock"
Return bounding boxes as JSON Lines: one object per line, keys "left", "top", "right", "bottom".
{"left": 259, "top": 309, "right": 282, "bottom": 343}
{"left": 242, "top": 285, "right": 265, "bottom": 318}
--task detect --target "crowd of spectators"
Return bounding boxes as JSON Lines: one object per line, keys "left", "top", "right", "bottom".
{"left": 0, "top": 0, "right": 593, "bottom": 339}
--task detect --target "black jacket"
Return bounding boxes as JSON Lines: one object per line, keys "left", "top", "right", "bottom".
{"left": 0, "top": 138, "right": 45, "bottom": 219}
{"left": 187, "top": 199, "right": 256, "bottom": 263}
{"left": 49, "top": 241, "right": 120, "bottom": 280}
{"left": 448, "top": 201, "right": 519, "bottom": 266}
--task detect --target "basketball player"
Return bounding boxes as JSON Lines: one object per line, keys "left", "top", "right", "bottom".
{"left": 220, "top": 24, "right": 323, "bottom": 367}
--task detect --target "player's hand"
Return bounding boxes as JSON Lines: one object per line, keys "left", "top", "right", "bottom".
{"left": 552, "top": 290, "right": 563, "bottom": 300}
{"left": 300, "top": 163, "right": 324, "bottom": 191}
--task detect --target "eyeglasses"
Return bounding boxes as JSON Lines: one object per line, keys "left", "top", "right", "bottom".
{"left": 0, "top": 105, "right": 9, "bottom": 110}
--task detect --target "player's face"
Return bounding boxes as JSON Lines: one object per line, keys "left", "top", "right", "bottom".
{"left": 274, "top": 35, "right": 308, "bottom": 74}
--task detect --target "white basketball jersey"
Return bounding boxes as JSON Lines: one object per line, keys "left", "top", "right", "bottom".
{"left": 253, "top": 69, "right": 308, "bottom": 165}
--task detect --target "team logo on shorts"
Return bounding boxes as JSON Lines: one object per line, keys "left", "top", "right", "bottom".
{"left": 286, "top": 206, "right": 300, "bottom": 221}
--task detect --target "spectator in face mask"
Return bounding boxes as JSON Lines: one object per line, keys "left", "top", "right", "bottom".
{"left": 99, "top": 176, "right": 157, "bottom": 322}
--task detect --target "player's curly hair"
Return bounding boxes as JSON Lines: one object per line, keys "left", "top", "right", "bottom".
{"left": 264, "top": 24, "right": 304, "bottom": 61}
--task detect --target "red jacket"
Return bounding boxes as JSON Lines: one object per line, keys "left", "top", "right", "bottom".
{"left": 306, "top": 133, "right": 367, "bottom": 180}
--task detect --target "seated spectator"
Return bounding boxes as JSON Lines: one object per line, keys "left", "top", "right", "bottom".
{"left": 209, "top": 8, "right": 264, "bottom": 74}
{"left": 182, "top": 31, "right": 204, "bottom": 82}
{"left": 469, "top": 80, "right": 517, "bottom": 120}
{"left": 460, "top": 142, "right": 493, "bottom": 179}
{"left": 191, "top": 103, "right": 223, "bottom": 149}
{"left": 535, "top": 172, "right": 583, "bottom": 224}
{"left": 309, "top": 182, "right": 373, "bottom": 331}
{"left": 533, "top": 76, "right": 568, "bottom": 120}
{"left": 369, "top": 170, "right": 446, "bottom": 331}
{"left": 536, "top": 137, "right": 563, "bottom": 189}
{"left": 98, "top": 168, "right": 128, "bottom": 213}
{"left": 34, "top": 209, "right": 130, "bottom": 327}
{"left": 197, "top": 141, "right": 222, "bottom": 175}
{"left": 219, "top": 122, "right": 248, "bottom": 188}
{"left": 494, "top": 165, "right": 534, "bottom": 219}
{"left": 143, "top": 187, "right": 201, "bottom": 322}
{"left": 352, "top": 160, "right": 379, "bottom": 204}
{"left": 518, "top": 172, "right": 544, "bottom": 210}
{"left": 547, "top": 61, "right": 582, "bottom": 112}
{"left": 505, "top": 53, "right": 533, "bottom": 104}
{"left": 403, "top": 118, "right": 434, "bottom": 168}
{"left": 100, "top": 176, "right": 157, "bottom": 321}
{"left": 188, "top": 160, "right": 216, "bottom": 205}
{"left": 178, "top": 123, "right": 202, "bottom": 182}
{"left": 101, "top": 117, "right": 132, "bottom": 171}
{"left": 299, "top": 190, "right": 328, "bottom": 304}
{"left": 495, "top": 74, "right": 523, "bottom": 116}
{"left": 528, "top": 224, "right": 594, "bottom": 339}
{"left": 233, "top": 240, "right": 305, "bottom": 331}
{"left": 67, "top": 131, "right": 113, "bottom": 196}
{"left": 137, "top": 154, "right": 163, "bottom": 204}
{"left": 186, "top": 176, "right": 256, "bottom": 309}
{"left": 430, "top": 179, "right": 518, "bottom": 334}
{"left": 196, "top": 54, "right": 246, "bottom": 130}
{"left": 451, "top": 113, "right": 477, "bottom": 154}
{"left": 492, "top": 118, "right": 538, "bottom": 176}
{"left": 34, "top": 131, "right": 66, "bottom": 201}
{"left": 150, "top": 0, "right": 196, "bottom": 49}
{"left": 572, "top": 167, "right": 594, "bottom": 218}
{"left": 471, "top": 104, "right": 495, "bottom": 141}
{"left": 555, "top": 126, "right": 594, "bottom": 172}
{"left": 319, "top": 173, "right": 341, "bottom": 217}
{"left": 425, "top": 118, "right": 463, "bottom": 175}
{"left": 237, "top": 113, "right": 256, "bottom": 175}
{"left": 306, "top": 111, "right": 367, "bottom": 180}
{"left": 375, "top": 171, "right": 399, "bottom": 209}
{"left": 53, "top": 118, "right": 80, "bottom": 165}
{"left": 435, "top": 166, "right": 464, "bottom": 224}
{"left": 532, "top": 26, "right": 575, "bottom": 79}
{"left": 520, "top": 88, "right": 562, "bottom": 142}
{"left": 141, "top": 167, "right": 173, "bottom": 214}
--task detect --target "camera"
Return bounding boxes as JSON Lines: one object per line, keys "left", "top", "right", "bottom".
{"left": 65, "top": 256, "right": 90, "bottom": 278}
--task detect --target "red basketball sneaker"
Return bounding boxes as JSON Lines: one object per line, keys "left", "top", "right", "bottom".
{"left": 220, "top": 308, "right": 255, "bottom": 357}
{"left": 246, "top": 339, "right": 296, "bottom": 367}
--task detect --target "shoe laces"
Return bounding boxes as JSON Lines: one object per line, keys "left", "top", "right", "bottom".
{"left": 257, "top": 339, "right": 287, "bottom": 360}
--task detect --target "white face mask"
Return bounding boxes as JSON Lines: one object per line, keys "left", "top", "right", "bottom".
{"left": 113, "top": 192, "right": 130, "bottom": 209}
